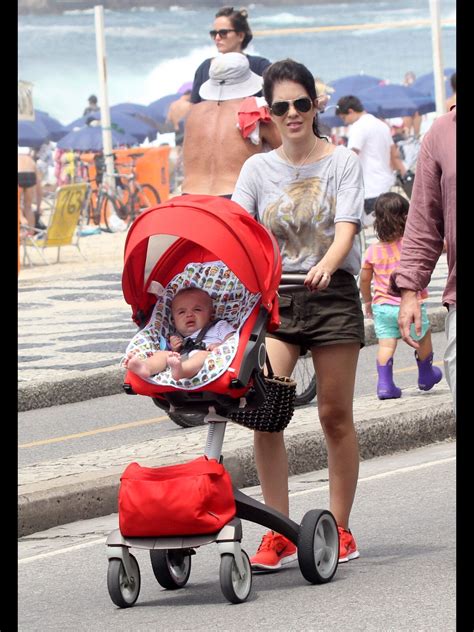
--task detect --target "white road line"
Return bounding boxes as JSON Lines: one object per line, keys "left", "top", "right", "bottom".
{"left": 19, "top": 455, "right": 454, "bottom": 564}
{"left": 19, "top": 537, "right": 105, "bottom": 565}
{"left": 289, "top": 456, "right": 455, "bottom": 498}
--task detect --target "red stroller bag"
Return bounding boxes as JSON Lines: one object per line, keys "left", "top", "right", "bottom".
{"left": 118, "top": 456, "right": 236, "bottom": 537}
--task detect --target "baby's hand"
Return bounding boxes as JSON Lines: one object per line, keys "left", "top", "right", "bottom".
{"left": 169, "top": 335, "right": 183, "bottom": 351}
{"left": 206, "top": 343, "right": 220, "bottom": 352}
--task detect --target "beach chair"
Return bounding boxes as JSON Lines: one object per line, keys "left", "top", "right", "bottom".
{"left": 21, "top": 183, "right": 89, "bottom": 265}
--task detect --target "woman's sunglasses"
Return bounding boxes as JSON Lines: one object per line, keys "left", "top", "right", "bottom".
{"left": 209, "top": 29, "right": 236, "bottom": 39}
{"left": 270, "top": 97, "right": 313, "bottom": 117}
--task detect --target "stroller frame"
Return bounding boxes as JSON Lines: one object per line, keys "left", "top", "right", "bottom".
{"left": 106, "top": 405, "right": 339, "bottom": 607}
{"left": 105, "top": 196, "right": 339, "bottom": 607}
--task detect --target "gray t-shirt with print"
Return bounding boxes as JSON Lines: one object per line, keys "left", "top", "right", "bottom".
{"left": 232, "top": 144, "right": 364, "bottom": 276}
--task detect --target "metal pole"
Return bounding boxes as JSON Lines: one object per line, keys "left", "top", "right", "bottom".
{"left": 94, "top": 5, "right": 115, "bottom": 194}
{"left": 429, "top": 0, "right": 446, "bottom": 116}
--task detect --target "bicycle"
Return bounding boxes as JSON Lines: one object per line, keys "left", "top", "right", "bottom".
{"left": 111, "top": 153, "right": 161, "bottom": 226}
{"left": 76, "top": 153, "right": 161, "bottom": 231}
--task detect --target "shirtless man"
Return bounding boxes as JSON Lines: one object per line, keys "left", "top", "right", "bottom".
{"left": 181, "top": 52, "right": 281, "bottom": 197}
{"left": 166, "top": 90, "right": 192, "bottom": 134}
{"left": 18, "top": 148, "right": 42, "bottom": 227}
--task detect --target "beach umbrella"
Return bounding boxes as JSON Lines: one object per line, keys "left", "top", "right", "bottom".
{"left": 178, "top": 81, "right": 193, "bottom": 94}
{"left": 111, "top": 102, "right": 151, "bottom": 117}
{"left": 146, "top": 93, "right": 181, "bottom": 125}
{"left": 412, "top": 67, "right": 456, "bottom": 98}
{"left": 357, "top": 83, "right": 435, "bottom": 118}
{"left": 18, "top": 119, "right": 50, "bottom": 148}
{"left": 328, "top": 74, "right": 385, "bottom": 96}
{"left": 34, "top": 109, "right": 68, "bottom": 141}
{"left": 318, "top": 107, "right": 345, "bottom": 130}
{"left": 66, "top": 112, "right": 156, "bottom": 143}
{"left": 56, "top": 124, "right": 138, "bottom": 152}
{"left": 323, "top": 74, "right": 384, "bottom": 119}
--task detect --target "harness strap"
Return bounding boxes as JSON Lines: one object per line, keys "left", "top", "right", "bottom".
{"left": 180, "top": 319, "right": 222, "bottom": 356}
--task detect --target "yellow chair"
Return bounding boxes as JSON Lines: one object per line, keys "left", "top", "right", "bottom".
{"left": 21, "top": 183, "right": 89, "bottom": 265}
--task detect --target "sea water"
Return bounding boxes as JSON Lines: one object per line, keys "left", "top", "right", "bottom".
{"left": 18, "top": 0, "right": 456, "bottom": 127}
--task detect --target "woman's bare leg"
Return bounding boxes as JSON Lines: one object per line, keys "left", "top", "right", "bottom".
{"left": 312, "top": 343, "right": 360, "bottom": 529}
{"left": 253, "top": 337, "right": 300, "bottom": 516}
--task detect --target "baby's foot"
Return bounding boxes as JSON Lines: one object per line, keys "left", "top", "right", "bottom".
{"left": 126, "top": 354, "right": 151, "bottom": 378}
{"left": 167, "top": 352, "right": 184, "bottom": 380}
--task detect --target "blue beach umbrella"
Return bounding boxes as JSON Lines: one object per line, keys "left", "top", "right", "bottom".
{"left": 318, "top": 106, "right": 345, "bottom": 129}
{"left": 412, "top": 67, "right": 456, "bottom": 98}
{"left": 146, "top": 93, "right": 181, "bottom": 124}
{"left": 56, "top": 124, "right": 138, "bottom": 152}
{"left": 66, "top": 113, "right": 156, "bottom": 143}
{"left": 357, "top": 84, "right": 435, "bottom": 118}
{"left": 18, "top": 119, "right": 50, "bottom": 148}
{"left": 34, "top": 109, "right": 68, "bottom": 141}
{"left": 110, "top": 102, "right": 151, "bottom": 117}
{"left": 329, "top": 74, "right": 384, "bottom": 96}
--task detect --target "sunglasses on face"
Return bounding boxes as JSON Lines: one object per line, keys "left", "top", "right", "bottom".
{"left": 270, "top": 97, "right": 313, "bottom": 117}
{"left": 209, "top": 29, "right": 236, "bottom": 39}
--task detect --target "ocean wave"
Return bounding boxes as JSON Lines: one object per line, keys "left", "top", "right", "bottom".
{"left": 252, "top": 12, "right": 316, "bottom": 26}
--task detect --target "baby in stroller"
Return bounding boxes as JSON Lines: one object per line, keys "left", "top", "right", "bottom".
{"left": 124, "top": 287, "right": 235, "bottom": 381}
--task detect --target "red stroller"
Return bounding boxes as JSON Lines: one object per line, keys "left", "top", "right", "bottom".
{"left": 105, "top": 195, "right": 339, "bottom": 606}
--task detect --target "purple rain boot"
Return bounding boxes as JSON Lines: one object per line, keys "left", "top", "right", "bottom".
{"left": 415, "top": 351, "right": 443, "bottom": 391}
{"left": 376, "top": 358, "right": 402, "bottom": 400}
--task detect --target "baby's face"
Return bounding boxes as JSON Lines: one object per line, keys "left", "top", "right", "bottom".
{"left": 171, "top": 291, "right": 213, "bottom": 337}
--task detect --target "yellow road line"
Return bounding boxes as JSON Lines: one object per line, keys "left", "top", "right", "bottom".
{"left": 18, "top": 415, "right": 169, "bottom": 448}
{"left": 253, "top": 18, "right": 454, "bottom": 37}
{"left": 19, "top": 360, "right": 444, "bottom": 448}
{"left": 393, "top": 360, "right": 443, "bottom": 375}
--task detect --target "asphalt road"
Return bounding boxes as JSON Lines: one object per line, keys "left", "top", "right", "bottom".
{"left": 18, "top": 331, "right": 447, "bottom": 467}
{"left": 18, "top": 441, "right": 456, "bottom": 631}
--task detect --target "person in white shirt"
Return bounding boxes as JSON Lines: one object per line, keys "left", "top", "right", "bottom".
{"left": 336, "top": 95, "right": 406, "bottom": 227}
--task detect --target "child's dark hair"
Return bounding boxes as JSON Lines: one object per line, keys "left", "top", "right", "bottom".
{"left": 373, "top": 192, "right": 409, "bottom": 242}
{"left": 263, "top": 58, "right": 327, "bottom": 139}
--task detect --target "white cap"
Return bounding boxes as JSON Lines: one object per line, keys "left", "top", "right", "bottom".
{"left": 199, "top": 52, "right": 263, "bottom": 101}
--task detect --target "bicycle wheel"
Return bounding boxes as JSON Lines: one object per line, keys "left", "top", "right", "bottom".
{"left": 131, "top": 184, "right": 160, "bottom": 220}
{"left": 97, "top": 192, "right": 120, "bottom": 230}
{"left": 292, "top": 352, "right": 317, "bottom": 406}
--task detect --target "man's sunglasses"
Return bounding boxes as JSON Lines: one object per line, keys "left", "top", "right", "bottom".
{"left": 270, "top": 97, "right": 313, "bottom": 117}
{"left": 209, "top": 29, "right": 236, "bottom": 39}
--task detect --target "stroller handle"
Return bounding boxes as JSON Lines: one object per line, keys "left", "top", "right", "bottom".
{"left": 279, "top": 273, "right": 308, "bottom": 293}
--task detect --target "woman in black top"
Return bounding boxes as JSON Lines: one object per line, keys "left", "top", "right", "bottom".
{"left": 190, "top": 6, "right": 271, "bottom": 104}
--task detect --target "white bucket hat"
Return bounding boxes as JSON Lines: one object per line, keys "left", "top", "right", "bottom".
{"left": 199, "top": 52, "right": 263, "bottom": 101}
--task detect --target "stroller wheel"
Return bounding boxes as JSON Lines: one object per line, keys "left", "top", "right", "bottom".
{"left": 168, "top": 411, "right": 206, "bottom": 428}
{"left": 150, "top": 549, "right": 192, "bottom": 589}
{"left": 219, "top": 550, "right": 252, "bottom": 604}
{"left": 107, "top": 555, "right": 141, "bottom": 608}
{"left": 297, "top": 509, "right": 338, "bottom": 584}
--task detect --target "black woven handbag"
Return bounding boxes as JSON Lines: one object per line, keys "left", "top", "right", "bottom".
{"left": 229, "top": 360, "right": 297, "bottom": 433}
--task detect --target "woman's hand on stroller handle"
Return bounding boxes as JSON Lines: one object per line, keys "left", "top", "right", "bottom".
{"left": 279, "top": 273, "right": 308, "bottom": 293}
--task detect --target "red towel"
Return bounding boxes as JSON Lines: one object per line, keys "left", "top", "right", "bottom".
{"left": 237, "top": 97, "right": 271, "bottom": 141}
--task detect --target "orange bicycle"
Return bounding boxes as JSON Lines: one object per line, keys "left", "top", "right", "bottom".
{"left": 77, "top": 153, "right": 161, "bottom": 230}
{"left": 113, "top": 153, "right": 161, "bottom": 226}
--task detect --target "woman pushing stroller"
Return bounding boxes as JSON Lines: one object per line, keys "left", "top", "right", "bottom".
{"left": 232, "top": 58, "right": 365, "bottom": 567}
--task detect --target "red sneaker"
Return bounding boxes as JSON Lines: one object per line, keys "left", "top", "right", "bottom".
{"left": 338, "top": 526, "right": 360, "bottom": 563}
{"left": 250, "top": 531, "right": 297, "bottom": 571}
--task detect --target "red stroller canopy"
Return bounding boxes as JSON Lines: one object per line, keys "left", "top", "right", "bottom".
{"left": 122, "top": 195, "right": 282, "bottom": 318}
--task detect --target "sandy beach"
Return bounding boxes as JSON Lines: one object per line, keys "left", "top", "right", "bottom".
{"left": 19, "top": 227, "right": 128, "bottom": 284}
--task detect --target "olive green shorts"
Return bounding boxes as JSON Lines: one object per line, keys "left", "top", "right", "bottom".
{"left": 268, "top": 269, "right": 365, "bottom": 353}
